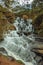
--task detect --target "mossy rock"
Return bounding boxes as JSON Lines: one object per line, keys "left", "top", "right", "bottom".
{"left": 0, "top": 5, "right": 15, "bottom": 23}
{"left": 38, "top": 29, "right": 43, "bottom": 37}
{"left": 0, "top": 5, "right": 15, "bottom": 41}
{"left": 32, "top": 12, "right": 43, "bottom": 37}
{"left": 33, "top": 12, "right": 43, "bottom": 27}
{"left": 0, "top": 12, "right": 6, "bottom": 19}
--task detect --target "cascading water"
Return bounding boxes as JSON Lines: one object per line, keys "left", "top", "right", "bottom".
{"left": 0, "top": 17, "right": 37, "bottom": 65}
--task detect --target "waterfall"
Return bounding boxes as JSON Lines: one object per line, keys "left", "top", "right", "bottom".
{"left": 0, "top": 18, "right": 36, "bottom": 65}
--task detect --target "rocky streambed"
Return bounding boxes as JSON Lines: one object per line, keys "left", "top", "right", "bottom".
{"left": 0, "top": 18, "right": 36, "bottom": 65}
{"left": 0, "top": 16, "right": 43, "bottom": 65}
{"left": 0, "top": 5, "right": 43, "bottom": 65}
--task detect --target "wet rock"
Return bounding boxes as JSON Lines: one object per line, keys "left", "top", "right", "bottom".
{"left": 31, "top": 48, "right": 43, "bottom": 56}
{"left": 34, "top": 55, "right": 42, "bottom": 62}
{"left": 23, "top": 32, "right": 31, "bottom": 36}
{"left": 31, "top": 47, "right": 43, "bottom": 65}
{"left": 22, "top": 15, "right": 28, "bottom": 20}
{"left": 0, "top": 47, "right": 8, "bottom": 55}
{"left": 38, "top": 60, "right": 43, "bottom": 65}
{"left": 0, "top": 39, "right": 4, "bottom": 42}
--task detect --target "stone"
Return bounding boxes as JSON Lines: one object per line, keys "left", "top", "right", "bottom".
{"left": 22, "top": 15, "right": 28, "bottom": 20}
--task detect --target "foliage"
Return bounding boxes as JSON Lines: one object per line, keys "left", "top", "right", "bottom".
{"left": 16, "top": 60, "right": 25, "bottom": 65}
{"left": 32, "top": 0, "right": 43, "bottom": 8}
{"left": 32, "top": 12, "right": 43, "bottom": 36}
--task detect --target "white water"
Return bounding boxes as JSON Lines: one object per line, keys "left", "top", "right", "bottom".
{"left": 0, "top": 18, "right": 36, "bottom": 65}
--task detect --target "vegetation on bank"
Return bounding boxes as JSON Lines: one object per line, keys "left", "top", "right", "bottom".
{"left": 0, "top": 4, "right": 43, "bottom": 41}
{"left": 0, "top": 5, "right": 16, "bottom": 41}
{"left": 33, "top": 12, "right": 43, "bottom": 37}
{"left": 0, "top": 0, "right": 43, "bottom": 65}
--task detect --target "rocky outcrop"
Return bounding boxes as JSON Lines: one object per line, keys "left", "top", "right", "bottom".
{"left": 0, "top": 5, "right": 15, "bottom": 24}
{"left": 0, "top": 5, "right": 16, "bottom": 41}
{"left": 31, "top": 44, "right": 43, "bottom": 65}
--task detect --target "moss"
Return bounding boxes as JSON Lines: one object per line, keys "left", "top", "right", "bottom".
{"left": 0, "top": 12, "right": 5, "bottom": 19}
{"left": 40, "top": 22, "right": 43, "bottom": 28}
{"left": 38, "top": 29, "right": 43, "bottom": 37}
{"left": 0, "top": 5, "right": 8, "bottom": 12}
{"left": 33, "top": 12, "right": 43, "bottom": 24}
{"left": 15, "top": 10, "right": 30, "bottom": 18}
{"left": 32, "top": 12, "right": 43, "bottom": 37}
{"left": 16, "top": 60, "right": 25, "bottom": 65}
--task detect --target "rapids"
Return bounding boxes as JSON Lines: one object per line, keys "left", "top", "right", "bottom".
{"left": 0, "top": 18, "right": 36, "bottom": 65}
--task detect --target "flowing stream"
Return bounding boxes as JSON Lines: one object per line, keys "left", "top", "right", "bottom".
{"left": 0, "top": 18, "right": 37, "bottom": 65}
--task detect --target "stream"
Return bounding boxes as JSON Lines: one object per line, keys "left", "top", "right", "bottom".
{"left": 0, "top": 18, "right": 37, "bottom": 65}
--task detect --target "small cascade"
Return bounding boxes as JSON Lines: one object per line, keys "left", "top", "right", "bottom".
{"left": 14, "top": 17, "right": 33, "bottom": 36}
